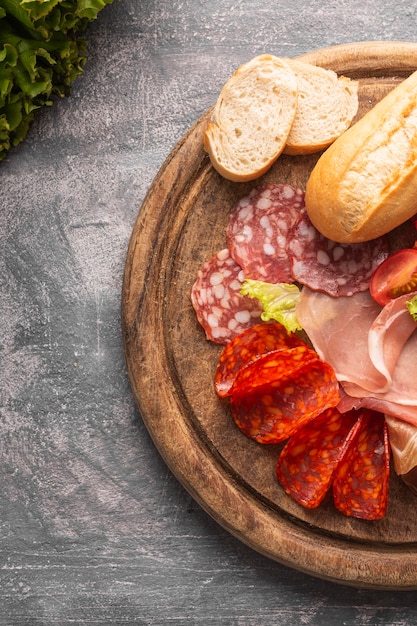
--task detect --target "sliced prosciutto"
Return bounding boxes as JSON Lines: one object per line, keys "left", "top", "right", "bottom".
{"left": 226, "top": 183, "right": 304, "bottom": 284}
{"left": 287, "top": 212, "right": 388, "bottom": 297}
{"left": 385, "top": 415, "right": 417, "bottom": 477}
{"left": 296, "top": 288, "right": 417, "bottom": 426}
{"left": 191, "top": 248, "right": 263, "bottom": 344}
{"left": 339, "top": 295, "right": 417, "bottom": 422}
{"left": 295, "top": 288, "right": 386, "bottom": 391}
{"left": 367, "top": 294, "right": 417, "bottom": 390}
{"left": 385, "top": 415, "right": 417, "bottom": 493}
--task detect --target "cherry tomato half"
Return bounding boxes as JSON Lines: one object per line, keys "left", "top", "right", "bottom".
{"left": 370, "top": 248, "right": 417, "bottom": 306}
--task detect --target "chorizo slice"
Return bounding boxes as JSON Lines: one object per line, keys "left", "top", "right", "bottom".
{"left": 215, "top": 322, "right": 305, "bottom": 397}
{"left": 230, "top": 345, "right": 317, "bottom": 396}
{"left": 276, "top": 408, "right": 359, "bottom": 508}
{"left": 191, "top": 248, "right": 263, "bottom": 344}
{"left": 230, "top": 350, "right": 340, "bottom": 444}
{"left": 332, "top": 410, "right": 390, "bottom": 520}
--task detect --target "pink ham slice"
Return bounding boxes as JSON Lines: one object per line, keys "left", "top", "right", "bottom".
{"left": 191, "top": 248, "right": 263, "bottom": 344}
{"left": 337, "top": 391, "right": 417, "bottom": 425}
{"left": 296, "top": 288, "right": 417, "bottom": 426}
{"left": 296, "top": 288, "right": 386, "bottom": 392}
{"left": 385, "top": 415, "right": 417, "bottom": 492}
{"left": 367, "top": 295, "right": 417, "bottom": 389}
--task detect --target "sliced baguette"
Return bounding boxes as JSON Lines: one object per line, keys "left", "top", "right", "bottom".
{"left": 305, "top": 69, "right": 417, "bottom": 243}
{"left": 203, "top": 54, "right": 298, "bottom": 182}
{"left": 283, "top": 59, "right": 359, "bottom": 155}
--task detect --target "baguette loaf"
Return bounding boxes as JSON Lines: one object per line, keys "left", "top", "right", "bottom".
{"left": 305, "top": 70, "right": 417, "bottom": 243}
{"left": 203, "top": 54, "right": 298, "bottom": 182}
{"left": 283, "top": 59, "right": 359, "bottom": 155}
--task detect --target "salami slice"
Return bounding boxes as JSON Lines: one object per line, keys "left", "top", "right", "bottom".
{"left": 215, "top": 322, "right": 305, "bottom": 397}
{"left": 287, "top": 212, "right": 389, "bottom": 297}
{"left": 227, "top": 184, "right": 305, "bottom": 284}
{"left": 230, "top": 349, "right": 340, "bottom": 444}
{"left": 332, "top": 410, "right": 390, "bottom": 520}
{"left": 191, "top": 248, "right": 263, "bottom": 344}
{"left": 276, "top": 408, "right": 359, "bottom": 508}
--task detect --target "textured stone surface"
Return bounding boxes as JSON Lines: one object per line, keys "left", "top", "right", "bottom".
{"left": 2, "top": 1, "right": 417, "bottom": 623}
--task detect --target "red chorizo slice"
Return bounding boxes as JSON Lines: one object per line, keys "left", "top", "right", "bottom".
{"left": 230, "top": 345, "right": 317, "bottom": 395}
{"left": 230, "top": 350, "right": 340, "bottom": 444}
{"left": 332, "top": 410, "right": 390, "bottom": 520}
{"left": 287, "top": 212, "right": 388, "bottom": 297}
{"left": 215, "top": 322, "right": 305, "bottom": 397}
{"left": 191, "top": 248, "right": 263, "bottom": 344}
{"left": 227, "top": 184, "right": 305, "bottom": 284}
{"left": 276, "top": 408, "right": 359, "bottom": 508}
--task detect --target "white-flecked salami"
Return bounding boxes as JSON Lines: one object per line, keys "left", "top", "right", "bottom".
{"left": 226, "top": 184, "right": 305, "bottom": 284}
{"left": 287, "top": 211, "right": 389, "bottom": 297}
{"left": 191, "top": 248, "right": 263, "bottom": 344}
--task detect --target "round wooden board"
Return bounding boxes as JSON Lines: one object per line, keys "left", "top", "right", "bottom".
{"left": 122, "top": 41, "right": 417, "bottom": 589}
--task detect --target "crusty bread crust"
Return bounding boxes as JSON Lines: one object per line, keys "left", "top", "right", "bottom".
{"left": 203, "top": 55, "right": 298, "bottom": 182}
{"left": 305, "top": 70, "right": 417, "bottom": 243}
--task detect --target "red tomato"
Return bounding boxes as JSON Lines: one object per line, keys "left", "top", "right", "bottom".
{"left": 370, "top": 248, "right": 417, "bottom": 306}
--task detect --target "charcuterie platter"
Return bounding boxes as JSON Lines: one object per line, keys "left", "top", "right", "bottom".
{"left": 122, "top": 41, "right": 417, "bottom": 589}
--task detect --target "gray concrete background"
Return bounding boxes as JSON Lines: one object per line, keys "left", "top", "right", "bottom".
{"left": 2, "top": 0, "right": 417, "bottom": 623}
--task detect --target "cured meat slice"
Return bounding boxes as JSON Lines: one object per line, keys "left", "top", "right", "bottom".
{"left": 230, "top": 349, "right": 340, "bottom": 444}
{"left": 295, "top": 288, "right": 387, "bottom": 391}
{"left": 214, "top": 322, "right": 305, "bottom": 397}
{"left": 276, "top": 408, "right": 359, "bottom": 508}
{"left": 386, "top": 415, "right": 417, "bottom": 494}
{"left": 230, "top": 345, "right": 318, "bottom": 395}
{"left": 287, "top": 211, "right": 388, "bottom": 297}
{"left": 191, "top": 248, "right": 263, "bottom": 344}
{"left": 227, "top": 183, "right": 305, "bottom": 284}
{"left": 385, "top": 414, "right": 417, "bottom": 478}
{"left": 367, "top": 293, "right": 417, "bottom": 390}
{"left": 337, "top": 391, "right": 417, "bottom": 426}
{"left": 296, "top": 287, "right": 417, "bottom": 423}
{"left": 296, "top": 287, "right": 417, "bottom": 425}
{"left": 332, "top": 410, "right": 390, "bottom": 520}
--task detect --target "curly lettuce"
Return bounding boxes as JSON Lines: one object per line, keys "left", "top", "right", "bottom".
{"left": 241, "top": 278, "right": 302, "bottom": 334}
{"left": 0, "top": 0, "right": 114, "bottom": 161}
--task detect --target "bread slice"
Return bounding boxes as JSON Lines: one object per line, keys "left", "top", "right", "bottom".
{"left": 283, "top": 59, "right": 359, "bottom": 155}
{"left": 204, "top": 54, "right": 298, "bottom": 182}
{"left": 305, "top": 69, "right": 417, "bottom": 243}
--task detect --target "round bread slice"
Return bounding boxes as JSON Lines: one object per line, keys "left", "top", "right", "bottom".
{"left": 283, "top": 59, "right": 359, "bottom": 155}
{"left": 204, "top": 55, "right": 298, "bottom": 182}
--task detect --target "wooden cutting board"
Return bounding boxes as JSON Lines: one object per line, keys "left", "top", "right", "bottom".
{"left": 122, "top": 41, "right": 417, "bottom": 589}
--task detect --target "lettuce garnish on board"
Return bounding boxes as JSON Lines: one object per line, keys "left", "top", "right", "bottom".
{"left": 0, "top": 0, "right": 114, "bottom": 161}
{"left": 240, "top": 278, "right": 302, "bottom": 334}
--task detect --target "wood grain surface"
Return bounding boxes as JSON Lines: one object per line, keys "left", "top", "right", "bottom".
{"left": 122, "top": 41, "right": 417, "bottom": 590}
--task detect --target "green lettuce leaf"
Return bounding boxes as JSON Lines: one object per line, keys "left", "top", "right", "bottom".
{"left": 0, "top": 0, "right": 112, "bottom": 160}
{"left": 241, "top": 279, "right": 302, "bottom": 334}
